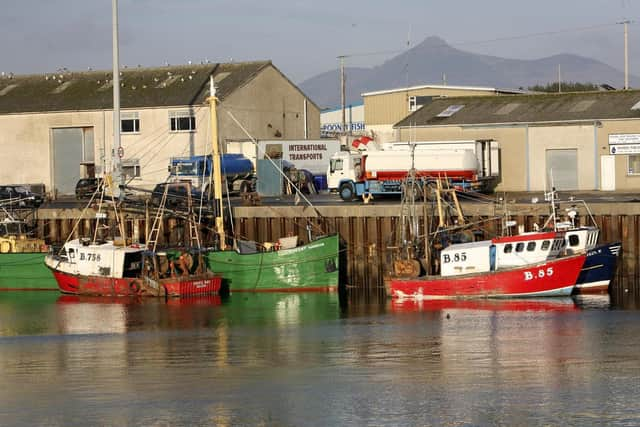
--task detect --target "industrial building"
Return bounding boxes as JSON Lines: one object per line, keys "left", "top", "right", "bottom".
{"left": 394, "top": 90, "right": 640, "bottom": 192}
{"left": 362, "top": 84, "right": 525, "bottom": 143}
{"left": 0, "top": 61, "right": 319, "bottom": 196}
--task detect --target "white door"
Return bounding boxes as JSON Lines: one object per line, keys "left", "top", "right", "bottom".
{"left": 600, "top": 155, "right": 616, "bottom": 191}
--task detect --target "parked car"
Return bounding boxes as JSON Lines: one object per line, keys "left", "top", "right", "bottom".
{"left": 0, "top": 185, "right": 44, "bottom": 207}
{"left": 75, "top": 178, "right": 103, "bottom": 199}
{"left": 150, "top": 182, "right": 208, "bottom": 208}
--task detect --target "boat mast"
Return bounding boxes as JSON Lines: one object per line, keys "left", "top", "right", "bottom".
{"left": 111, "top": 0, "right": 124, "bottom": 200}
{"left": 207, "top": 77, "right": 226, "bottom": 249}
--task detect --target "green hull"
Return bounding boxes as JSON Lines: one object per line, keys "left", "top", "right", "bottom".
{"left": 206, "top": 234, "right": 340, "bottom": 291}
{"left": 0, "top": 253, "right": 56, "bottom": 290}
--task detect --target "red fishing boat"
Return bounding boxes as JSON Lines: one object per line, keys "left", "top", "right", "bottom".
{"left": 385, "top": 178, "right": 585, "bottom": 299}
{"left": 45, "top": 178, "right": 223, "bottom": 298}
{"left": 46, "top": 240, "right": 221, "bottom": 297}
{"left": 386, "top": 249, "right": 585, "bottom": 299}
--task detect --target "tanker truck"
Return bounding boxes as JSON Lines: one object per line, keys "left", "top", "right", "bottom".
{"left": 327, "top": 139, "right": 499, "bottom": 201}
{"left": 168, "top": 153, "right": 256, "bottom": 196}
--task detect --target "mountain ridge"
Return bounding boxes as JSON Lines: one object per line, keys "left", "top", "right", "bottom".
{"left": 300, "top": 36, "right": 637, "bottom": 109}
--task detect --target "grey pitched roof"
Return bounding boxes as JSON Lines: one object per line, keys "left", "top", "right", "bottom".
{"left": 0, "top": 61, "right": 271, "bottom": 114}
{"left": 395, "top": 90, "right": 640, "bottom": 128}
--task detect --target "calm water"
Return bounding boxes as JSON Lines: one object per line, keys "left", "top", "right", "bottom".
{"left": 1, "top": 286, "right": 640, "bottom": 426}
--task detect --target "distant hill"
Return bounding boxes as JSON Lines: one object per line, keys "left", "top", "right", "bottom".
{"left": 300, "top": 36, "right": 637, "bottom": 109}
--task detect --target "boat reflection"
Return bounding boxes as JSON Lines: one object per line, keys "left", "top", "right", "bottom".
{"left": 572, "top": 294, "right": 611, "bottom": 309}
{"left": 55, "top": 294, "right": 224, "bottom": 334}
{"left": 389, "top": 297, "right": 579, "bottom": 313}
{"left": 56, "top": 294, "right": 222, "bottom": 306}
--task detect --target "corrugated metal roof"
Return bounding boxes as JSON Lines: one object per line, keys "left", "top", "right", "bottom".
{"left": 362, "top": 84, "right": 527, "bottom": 97}
{"left": 395, "top": 90, "right": 640, "bottom": 128}
{"left": 0, "top": 61, "right": 271, "bottom": 114}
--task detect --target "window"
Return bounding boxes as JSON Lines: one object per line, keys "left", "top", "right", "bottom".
{"left": 121, "top": 112, "right": 140, "bottom": 133}
{"left": 408, "top": 96, "right": 432, "bottom": 112}
{"left": 515, "top": 242, "right": 524, "bottom": 252}
{"left": 541, "top": 240, "right": 550, "bottom": 250}
{"left": 436, "top": 104, "right": 464, "bottom": 118}
{"left": 329, "top": 158, "right": 343, "bottom": 173}
{"left": 503, "top": 244, "right": 513, "bottom": 254}
{"left": 122, "top": 159, "right": 141, "bottom": 178}
{"left": 568, "top": 235, "right": 580, "bottom": 247}
{"left": 628, "top": 155, "right": 640, "bottom": 175}
{"left": 169, "top": 111, "right": 196, "bottom": 132}
{"left": 526, "top": 242, "right": 536, "bottom": 251}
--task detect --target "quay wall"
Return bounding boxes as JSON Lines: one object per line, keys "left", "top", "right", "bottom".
{"left": 34, "top": 202, "right": 640, "bottom": 293}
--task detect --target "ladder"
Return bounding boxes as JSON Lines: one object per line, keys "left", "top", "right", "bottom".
{"left": 147, "top": 182, "right": 202, "bottom": 252}
{"left": 147, "top": 184, "right": 169, "bottom": 252}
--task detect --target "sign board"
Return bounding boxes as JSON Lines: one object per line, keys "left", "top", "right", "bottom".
{"left": 609, "top": 144, "right": 640, "bottom": 155}
{"left": 609, "top": 133, "right": 640, "bottom": 145}
{"left": 257, "top": 140, "right": 341, "bottom": 175}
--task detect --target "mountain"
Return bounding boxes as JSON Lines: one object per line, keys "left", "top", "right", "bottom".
{"left": 300, "top": 36, "right": 637, "bottom": 109}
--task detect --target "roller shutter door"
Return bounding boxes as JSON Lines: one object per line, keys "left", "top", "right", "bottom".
{"left": 546, "top": 149, "right": 577, "bottom": 190}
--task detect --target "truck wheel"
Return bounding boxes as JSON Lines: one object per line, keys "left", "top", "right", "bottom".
{"left": 239, "top": 181, "right": 250, "bottom": 194}
{"left": 339, "top": 183, "right": 355, "bottom": 201}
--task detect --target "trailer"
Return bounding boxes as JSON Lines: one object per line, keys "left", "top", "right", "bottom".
{"left": 227, "top": 139, "right": 341, "bottom": 190}
{"left": 168, "top": 154, "right": 255, "bottom": 196}
{"left": 327, "top": 139, "right": 499, "bottom": 201}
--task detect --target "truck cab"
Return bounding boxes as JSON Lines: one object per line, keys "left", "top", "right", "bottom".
{"left": 327, "top": 151, "right": 362, "bottom": 192}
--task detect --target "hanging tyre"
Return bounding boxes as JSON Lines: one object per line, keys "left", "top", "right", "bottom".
{"left": 339, "top": 182, "right": 355, "bottom": 201}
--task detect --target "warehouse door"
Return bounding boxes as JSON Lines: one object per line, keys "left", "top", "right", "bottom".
{"left": 52, "top": 127, "right": 94, "bottom": 195}
{"left": 546, "top": 149, "right": 577, "bottom": 190}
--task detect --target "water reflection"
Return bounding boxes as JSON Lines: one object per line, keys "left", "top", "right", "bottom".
{"left": 389, "top": 297, "right": 579, "bottom": 313}
{"left": 1, "top": 290, "right": 640, "bottom": 426}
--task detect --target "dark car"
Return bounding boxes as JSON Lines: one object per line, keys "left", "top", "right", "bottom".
{"left": 75, "top": 178, "right": 102, "bottom": 199}
{"left": 150, "top": 182, "right": 208, "bottom": 208}
{"left": 0, "top": 185, "right": 44, "bottom": 207}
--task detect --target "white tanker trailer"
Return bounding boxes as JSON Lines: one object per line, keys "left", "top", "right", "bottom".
{"left": 327, "top": 139, "right": 499, "bottom": 201}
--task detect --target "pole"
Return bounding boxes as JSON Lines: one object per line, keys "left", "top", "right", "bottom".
{"left": 624, "top": 20, "right": 629, "bottom": 90}
{"left": 207, "top": 77, "right": 226, "bottom": 249}
{"left": 112, "top": 0, "right": 123, "bottom": 199}
{"left": 558, "top": 64, "right": 561, "bottom": 93}
{"left": 339, "top": 56, "right": 346, "bottom": 135}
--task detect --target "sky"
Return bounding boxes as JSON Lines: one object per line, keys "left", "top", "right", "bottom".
{"left": 2, "top": 0, "right": 640, "bottom": 84}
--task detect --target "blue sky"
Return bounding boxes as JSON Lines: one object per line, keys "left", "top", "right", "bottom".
{"left": 2, "top": 0, "right": 640, "bottom": 83}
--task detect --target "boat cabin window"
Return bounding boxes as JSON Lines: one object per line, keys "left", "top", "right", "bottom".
{"left": 526, "top": 242, "right": 536, "bottom": 251}
{"left": 329, "top": 158, "right": 343, "bottom": 173}
{"left": 515, "top": 242, "right": 525, "bottom": 252}
{"left": 541, "top": 240, "right": 550, "bottom": 250}
{"left": 568, "top": 235, "right": 580, "bottom": 247}
{"left": 503, "top": 244, "right": 513, "bottom": 253}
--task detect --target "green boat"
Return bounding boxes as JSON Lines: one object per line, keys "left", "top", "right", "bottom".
{"left": 205, "top": 234, "right": 341, "bottom": 292}
{"left": 0, "top": 218, "right": 56, "bottom": 290}
{"left": 203, "top": 83, "right": 342, "bottom": 292}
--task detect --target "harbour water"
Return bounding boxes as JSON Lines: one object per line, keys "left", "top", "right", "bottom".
{"left": 1, "top": 285, "right": 640, "bottom": 426}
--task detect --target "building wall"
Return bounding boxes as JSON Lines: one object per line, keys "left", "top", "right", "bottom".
{"left": 397, "top": 119, "right": 640, "bottom": 193}
{"left": 0, "top": 65, "right": 319, "bottom": 195}
{"left": 527, "top": 124, "right": 597, "bottom": 191}
{"left": 364, "top": 87, "right": 497, "bottom": 127}
{"left": 219, "top": 66, "right": 320, "bottom": 143}
{"left": 598, "top": 119, "right": 640, "bottom": 191}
